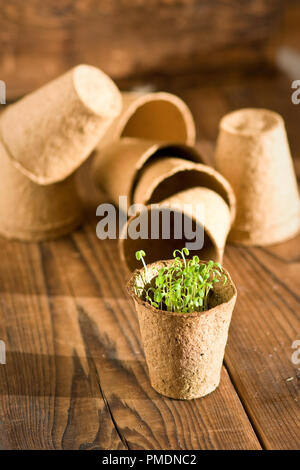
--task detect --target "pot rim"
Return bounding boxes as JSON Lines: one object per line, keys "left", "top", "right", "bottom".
{"left": 219, "top": 107, "right": 284, "bottom": 137}
{"left": 129, "top": 141, "right": 203, "bottom": 204}
{"left": 119, "top": 91, "right": 196, "bottom": 146}
{"left": 127, "top": 259, "right": 237, "bottom": 319}
{"left": 133, "top": 157, "right": 236, "bottom": 224}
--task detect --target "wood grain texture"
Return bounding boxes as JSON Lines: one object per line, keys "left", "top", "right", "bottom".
{"left": 0, "top": 46, "right": 300, "bottom": 450}
{"left": 0, "top": 0, "right": 282, "bottom": 99}
{"left": 224, "top": 245, "right": 300, "bottom": 449}
{"left": 0, "top": 220, "right": 261, "bottom": 449}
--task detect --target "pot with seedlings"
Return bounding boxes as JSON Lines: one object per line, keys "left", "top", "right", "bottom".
{"left": 127, "top": 248, "right": 237, "bottom": 400}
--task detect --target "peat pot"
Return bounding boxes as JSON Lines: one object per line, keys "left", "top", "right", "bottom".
{"left": 127, "top": 260, "right": 237, "bottom": 400}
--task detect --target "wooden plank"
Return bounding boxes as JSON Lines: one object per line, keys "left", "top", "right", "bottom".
{"left": 281, "top": 0, "right": 300, "bottom": 55}
{"left": 223, "top": 246, "right": 300, "bottom": 450}
{"left": 0, "top": 238, "right": 127, "bottom": 450}
{"left": 0, "top": 0, "right": 282, "bottom": 99}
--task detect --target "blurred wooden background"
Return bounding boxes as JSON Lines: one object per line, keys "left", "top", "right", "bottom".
{"left": 0, "top": 0, "right": 283, "bottom": 100}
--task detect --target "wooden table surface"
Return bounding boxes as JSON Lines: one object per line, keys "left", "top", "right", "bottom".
{"left": 0, "top": 69, "right": 299, "bottom": 450}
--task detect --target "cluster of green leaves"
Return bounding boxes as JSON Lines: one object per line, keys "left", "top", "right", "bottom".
{"left": 135, "top": 248, "right": 227, "bottom": 313}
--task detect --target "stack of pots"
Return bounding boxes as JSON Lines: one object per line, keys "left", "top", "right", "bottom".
{"left": 0, "top": 65, "right": 122, "bottom": 241}
{"left": 93, "top": 92, "right": 236, "bottom": 271}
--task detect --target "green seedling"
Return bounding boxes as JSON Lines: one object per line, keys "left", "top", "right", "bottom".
{"left": 135, "top": 250, "right": 149, "bottom": 282}
{"left": 135, "top": 248, "right": 227, "bottom": 313}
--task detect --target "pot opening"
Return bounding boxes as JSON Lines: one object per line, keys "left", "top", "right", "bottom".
{"left": 122, "top": 207, "right": 219, "bottom": 272}
{"left": 121, "top": 100, "right": 189, "bottom": 142}
{"left": 145, "top": 167, "right": 231, "bottom": 206}
{"left": 130, "top": 147, "right": 201, "bottom": 204}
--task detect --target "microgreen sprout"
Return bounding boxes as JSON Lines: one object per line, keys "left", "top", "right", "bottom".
{"left": 135, "top": 250, "right": 149, "bottom": 282}
{"left": 135, "top": 248, "right": 227, "bottom": 313}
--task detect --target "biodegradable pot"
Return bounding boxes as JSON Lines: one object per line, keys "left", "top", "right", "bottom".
{"left": 215, "top": 108, "right": 300, "bottom": 245}
{"left": 127, "top": 260, "right": 237, "bottom": 400}
{"left": 98, "top": 91, "right": 196, "bottom": 148}
{"left": 93, "top": 138, "right": 203, "bottom": 206}
{"left": 133, "top": 157, "right": 236, "bottom": 224}
{"left": 0, "top": 64, "right": 122, "bottom": 241}
{"left": 0, "top": 141, "right": 82, "bottom": 241}
{"left": 0, "top": 64, "right": 122, "bottom": 185}
{"left": 120, "top": 187, "right": 231, "bottom": 271}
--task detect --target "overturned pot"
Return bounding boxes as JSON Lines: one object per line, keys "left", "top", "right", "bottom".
{"left": 127, "top": 259, "right": 237, "bottom": 400}
{"left": 215, "top": 108, "right": 300, "bottom": 245}
{"left": 0, "top": 64, "right": 122, "bottom": 241}
{"left": 0, "top": 64, "right": 122, "bottom": 185}
{"left": 0, "top": 140, "right": 83, "bottom": 241}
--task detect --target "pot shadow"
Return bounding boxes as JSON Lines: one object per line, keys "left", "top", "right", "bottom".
{"left": 0, "top": 350, "right": 158, "bottom": 401}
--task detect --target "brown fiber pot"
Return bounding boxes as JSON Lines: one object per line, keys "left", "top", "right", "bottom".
{"left": 215, "top": 108, "right": 300, "bottom": 245}
{"left": 93, "top": 137, "right": 202, "bottom": 206}
{"left": 0, "top": 140, "right": 83, "bottom": 241}
{"left": 127, "top": 260, "right": 237, "bottom": 400}
{"left": 133, "top": 156, "right": 236, "bottom": 225}
{"left": 0, "top": 64, "right": 122, "bottom": 185}
{"left": 98, "top": 91, "right": 196, "bottom": 149}
{"left": 120, "top": 187, "right": 231, "bottom": 271}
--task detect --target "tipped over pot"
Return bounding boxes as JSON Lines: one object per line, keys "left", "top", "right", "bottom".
{"left": 0, "top": 64, "right": 122, "bottom": 185}
{"left": 0, "top": 64, "right": 122, "bottom": 241}
{"left": 215, "top": 108, "right": 300, "bottom": 245}
{"left": 127, "top": 259, "right": 237, "bottom": 400}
